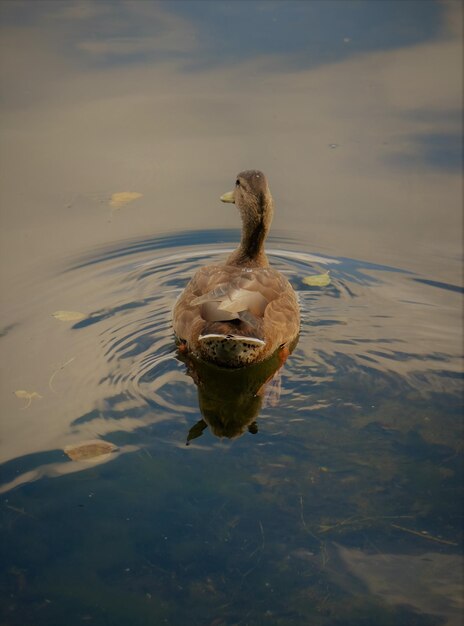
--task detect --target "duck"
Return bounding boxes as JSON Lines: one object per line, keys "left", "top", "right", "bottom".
{"left": 172, "top": 170, "right": 300, "bottom": 368}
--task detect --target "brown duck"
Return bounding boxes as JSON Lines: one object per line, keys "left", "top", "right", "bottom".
{"left": 172, "top": 170, "right": 300, "bottom": 367}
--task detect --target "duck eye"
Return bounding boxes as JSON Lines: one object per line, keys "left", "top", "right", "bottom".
{"left": 235, "top": 179, "right": 240, "bottom": 187}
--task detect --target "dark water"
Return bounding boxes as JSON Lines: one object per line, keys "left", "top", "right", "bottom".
{"left": 0, "top": 2, "right": 462, "bottom": 625}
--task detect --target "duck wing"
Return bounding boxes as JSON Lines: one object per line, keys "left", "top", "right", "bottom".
{"left": 173, "top": 265, "right": 298, "bottom": 353}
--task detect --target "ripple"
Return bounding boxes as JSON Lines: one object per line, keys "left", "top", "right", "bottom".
{"left": 57, "top": 231, "right": 361, "bottom": 420}
{"left": 1, "top": 228, "right": 462, "bottom": 487}
{"left": 60, "top": 229, "right": 462, "bottom": 414}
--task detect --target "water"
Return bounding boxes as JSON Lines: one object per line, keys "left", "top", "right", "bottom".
{"left": 1, "top": 2, "right": 462, "bottom": 626}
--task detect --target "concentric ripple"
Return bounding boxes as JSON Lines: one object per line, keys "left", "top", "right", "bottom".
{"left": 1, "top": 227, "right": 462, "bottom": 493}
{"left": 48, "top": 228, "right": 461, "bottom": 448}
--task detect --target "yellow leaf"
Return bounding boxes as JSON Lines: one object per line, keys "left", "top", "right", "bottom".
{"left": 14, "top": 390, "right": 42, "bottom": 409}
{"left": 303, "top": 271, "right": 331, "bottom": 287}
{"left": 52, "top": 310, "right": 87, "bottom": 322}
{"left": 109, "top": 191, "right": 143, "bottom": 209}
{"left": 64, "top": 440, "right": 119, "bottom": 462}
{"left": 14, "top": 390, "right": 30, "bottom": 398}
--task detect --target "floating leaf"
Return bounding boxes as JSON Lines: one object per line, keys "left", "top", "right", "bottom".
{"left": 14, "top": 390, "right": 42, "bottom": 409}
{"left": 52, "top": 310, "right": 87, "bottom": 322}
{"left": 303, "top": 271, "right": 331, "bottom": 287}
{"left": 109, "top": 191, "right": 143, "bottom": 209}
{"left": 64, "top": 440, "right": 119, "bottom": 462}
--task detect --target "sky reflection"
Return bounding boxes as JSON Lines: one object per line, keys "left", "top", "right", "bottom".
{"left": 0, "top": 1, "right": 461, "bottom": 286}
{"left": 0, "top": 0, "right": 445, "bottom": 68}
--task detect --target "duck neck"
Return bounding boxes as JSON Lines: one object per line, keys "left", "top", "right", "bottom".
{"left": 227, "top": 216, "right": 270, "bottom": 267}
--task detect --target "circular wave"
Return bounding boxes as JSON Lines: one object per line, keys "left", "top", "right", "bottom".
{"left": 45, "top": 228, "right": 460, "bottom": 448}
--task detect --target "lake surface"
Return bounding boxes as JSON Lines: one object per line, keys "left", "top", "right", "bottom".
{"left": 0, "top": 1, "right": 462, "bottom": 625}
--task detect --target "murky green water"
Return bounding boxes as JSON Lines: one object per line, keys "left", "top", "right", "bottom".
{"left": 1, "top": 2, "right": 462, "bottom": 625}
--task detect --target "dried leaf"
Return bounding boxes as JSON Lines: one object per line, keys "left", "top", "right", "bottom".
{"left": 15, "top": 390, "right": 31, "bottom": 399}
{"left": 14, "top": 390, "right": 42, "bottom": 409}
{"left": 109, "top": 191, "right": 143, "bottom": 209}
{"left": 303, "top": 271, "right": 331, "bottom": 287}
{"left": 64, "top": 440, "right": 119, "bottom": 462}
{"left": 52, "top": 310, "right": 87, "bottom": 322}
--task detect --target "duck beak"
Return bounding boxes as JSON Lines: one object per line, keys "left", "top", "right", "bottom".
{"left": 220, "top": 190, "right": 235, "bottom": 203}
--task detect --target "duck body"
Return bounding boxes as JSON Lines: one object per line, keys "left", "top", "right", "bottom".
{"left": 172, "top": 170, "right": 300, "bottom": 368}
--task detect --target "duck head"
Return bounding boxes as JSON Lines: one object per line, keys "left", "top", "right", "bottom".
{"left": 221, "top": 170, "right": 274, "bottom": 267}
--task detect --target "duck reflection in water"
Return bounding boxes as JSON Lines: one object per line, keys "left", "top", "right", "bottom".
{"left": 178, "top": 339, "right": 298, "bottom": 442}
